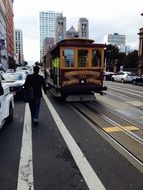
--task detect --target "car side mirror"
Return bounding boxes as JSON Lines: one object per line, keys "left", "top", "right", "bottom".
{"left": 0, "top": 86, "right": 4, "bottom": 96}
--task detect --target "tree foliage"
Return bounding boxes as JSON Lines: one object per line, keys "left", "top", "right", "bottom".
{"left": 104, "top": 44, "right": 119, "bottom": 71}
{"left": 105, "top": 44, "right": 138, "bottom": 72}
{"left": 122, "top": 50, "right": 138, "bottom": 68}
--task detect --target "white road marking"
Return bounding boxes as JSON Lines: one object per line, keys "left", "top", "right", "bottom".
{"left": 17, "top": 104, "right": 34, "bottom": 190}
{"left": 43, "top": 93, "right": 106, "bottom": 190}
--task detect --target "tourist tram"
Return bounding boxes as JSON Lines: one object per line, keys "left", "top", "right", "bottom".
{"left": 44, "top": 37, "right": 107, "bottom": 101}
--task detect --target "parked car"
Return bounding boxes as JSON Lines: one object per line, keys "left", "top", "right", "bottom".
{"left": 0, "top": 81, "right": 14, "bottom": 129}
{"left": 132, "top": 75, "right": 143, "bottom": 86}
{"left": 16, "top": 66, "right": 32, "bottom": 76}
{"left": 1, "top": 72, "right": 26, "bottom": 96}
{"left": 103, "top": 71, "right": 114, "bottom": 81}
{"left": 111, "top": 71, "right": 137, "bottom": 83}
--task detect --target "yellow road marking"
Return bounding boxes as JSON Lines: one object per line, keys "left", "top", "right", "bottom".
{"left": 104, "top": 126, "right": 140, "bottom": 133}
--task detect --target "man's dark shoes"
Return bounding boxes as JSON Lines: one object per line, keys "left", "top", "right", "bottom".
{"left": 33, "top": 118, "right": 39, "bottom": 126}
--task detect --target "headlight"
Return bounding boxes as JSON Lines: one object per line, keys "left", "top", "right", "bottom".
{"left": 80, "top": 79, "right": 85, "bottom": 84}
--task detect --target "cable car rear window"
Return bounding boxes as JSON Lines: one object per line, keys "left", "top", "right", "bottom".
{"left": 92, "top": 50, "right": 101, "bottom": 67}
{"left": 63, "top": 49, "right": 74, "bottom": 67}
{"left": 78, "top": 49, "right": 88, "bottom": 67}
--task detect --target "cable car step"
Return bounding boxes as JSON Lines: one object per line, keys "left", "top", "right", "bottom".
{"left": 66, "top": 94, "right": 96, "bottom": 102}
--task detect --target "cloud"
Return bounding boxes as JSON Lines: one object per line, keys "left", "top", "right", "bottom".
{"left": 13, "top": 0, "right": 143, "bottom": 62}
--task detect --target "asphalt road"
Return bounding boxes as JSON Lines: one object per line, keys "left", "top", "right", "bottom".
{"left": 0, "top": 85, "right": 143, "bottom": 190}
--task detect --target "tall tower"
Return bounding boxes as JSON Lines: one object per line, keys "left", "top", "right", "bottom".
{"left": 14, "top": 29, "right": 23, "bottom": 65}
{"left": 39, "top": 11, "right": 63, "bottom": 63}
{"left": 78, "top": 18, "right": 89, "bottom": 38}
{"left": 55, "top": 16, "right": 66, "bottom": 43}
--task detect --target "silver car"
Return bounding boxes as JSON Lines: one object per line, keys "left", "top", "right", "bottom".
{"left": 111, "top": 71, "right": 137, "bottom": 83}
{"left": 1, "top": 72, "right": 26, "bottom": 96}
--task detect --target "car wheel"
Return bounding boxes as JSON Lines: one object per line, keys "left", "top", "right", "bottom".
{"left": 121, "top": 78, "right": 124, "bottom": 83}
{"left": 112, "top": 78, "right": 114, "bottom": 82}
{"left": 8, "top": 103, "right": 13, "bottom": 121}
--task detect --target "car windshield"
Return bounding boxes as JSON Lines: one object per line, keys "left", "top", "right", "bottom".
{"left": 2, "top": 73, "right": 26, "bottom": 81}
{"left": 127, "top": 72, "right": 136, "bottom": 76}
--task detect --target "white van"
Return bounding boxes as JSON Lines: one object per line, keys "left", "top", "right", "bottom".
{"left": 0, "top": 80, "right": 14, "bottom": 129}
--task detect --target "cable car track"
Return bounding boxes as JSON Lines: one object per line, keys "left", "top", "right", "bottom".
{"left": 91, "top": 100, "right": 143, "bottom": 130}
{"left": 69, "top": 101, "right": 143, "bottom": 174}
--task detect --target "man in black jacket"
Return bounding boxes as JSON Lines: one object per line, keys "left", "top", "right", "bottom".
{"left": 24, "top": 66, "right": 46, "bottom": 125}
{"left": 0, "top": 80, "right": 4, "bottom": 96}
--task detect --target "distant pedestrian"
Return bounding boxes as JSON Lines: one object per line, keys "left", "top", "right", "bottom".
{"left": 24, "top": 65, "right": 46, "bottom": 125}
{"left": 0, "top": 80, "right": 4, "bottom": 96}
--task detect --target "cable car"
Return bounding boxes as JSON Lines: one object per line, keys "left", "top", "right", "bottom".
{"left": 44, "top": 38, "right": 107, "bottom": 101}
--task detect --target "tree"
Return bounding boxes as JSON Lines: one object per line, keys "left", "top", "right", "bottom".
{"left": 105, "top": 44, "right": 139, "bottom": 72}
{"left": 122, "top": 50, "right": 138, "bottom": 69}
{"left": 105, "top": 44, "right": 119, "bottom": 71}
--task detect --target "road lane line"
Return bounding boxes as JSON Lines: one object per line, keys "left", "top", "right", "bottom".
{"left": 17, "top": 104, "right": 34, "bottom": 190}
{"left": 43, "top": 93, "right": 106, "bottom": 190}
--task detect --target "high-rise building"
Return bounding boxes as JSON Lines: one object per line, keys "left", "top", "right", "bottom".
{"left": 0, "top": 0, "right": 15, "bottom": 70}
{"left": 39, "top": 10, "right": 63, "bottom": 63}
{"left": 66, "top": 26, "right": 78, "bottom": 38}
{"left": 78, "top": 18, "right": 89, "bottom": 38}
{"left": 0, "top": 0, "right": 8, "bottom": 71}
{"left": 43, "top": 37, "right": 54, "bottom": 57}
{"left": 104, "top": 33, "right": 125, "bottom": 46}
{"left": 3, "top": 0, "right": 14, "bottom": 60}
{"left": 103, "top": 33, "right": 130, "bottom": 53}
{"left": 14, "top": 29, "right": 23, "bottom": 65}
{"left": 55, "top": 15, "right": 66, "bottom": 43}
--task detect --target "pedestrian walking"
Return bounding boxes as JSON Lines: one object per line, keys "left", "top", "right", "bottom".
{"left": 0, "top": 80, "right": 4, "bottom": 96}
{"left": 24, "top": 65, "right": 46, "bottom": 125}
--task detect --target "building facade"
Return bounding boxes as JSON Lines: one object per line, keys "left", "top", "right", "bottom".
{"left": 0, "top": 0, "right": 15, "bottom": 70}
{"left": 43, "top": 37, "right": 54, "bottom": 57}
{"left": 14, "top": 29, "right": 23, "bottom": 65}
{"left": 55, "top": 15, "right": 66, "bottom": 43}
{"left": 138, "top": 28, "right": 143, "bottom": 57}
{"left": 3, "top": 0, "right": 14, "bottom": 58}
{"left": 138, "top": 27, "right": 143, "bottom": 75}
{"left": 103, "top": 33, "right": 131, "bottom": 53}
{"left": 66, "top": 26, "right": 78, "bottom": 38}
{"left": 0, "top": 0, "right": 8, "bottom": 70}
{"left": 78, "top": 18, "right": 89, "bottom": 38}
{"left": 39, "top": 10, "right": 63, "bottom": 63}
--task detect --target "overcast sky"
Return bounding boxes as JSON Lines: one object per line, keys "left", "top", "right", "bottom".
{"left": 13, "top": 0, "right": 143, "bottom": 63}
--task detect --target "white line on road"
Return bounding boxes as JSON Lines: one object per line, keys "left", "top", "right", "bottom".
{"left": 17, "top": 104, "right": 34, "bottom": 190}
{"left": 43, "top": 93, "right": 106, "bottom": 190}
